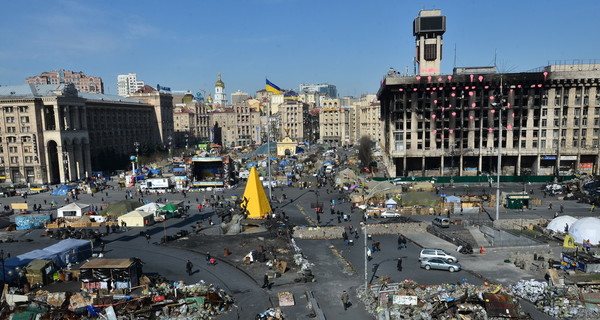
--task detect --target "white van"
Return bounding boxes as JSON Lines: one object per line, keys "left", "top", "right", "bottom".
{"left": 419, "top": 248, "right": 458, "bottom": 262}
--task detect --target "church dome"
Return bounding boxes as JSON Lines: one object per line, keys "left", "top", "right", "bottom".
{"left": 215, "top": 73, "right": 225, "bottom": 88}
{"left": 284, "top": 90, "right": 299, "bottom": 100}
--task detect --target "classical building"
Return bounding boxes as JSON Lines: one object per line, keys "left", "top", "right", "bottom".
{"left": 353, "top": 94, "right": 382, "bottom": 145}
{"left": 278, "top": 93, "right": 309, "bottom": 142}
{"left": 318, "top": 98, "right": 355, "bottom": 146}
{"left": 208, "top": 100, "right": 262, "bottom": 148}
{"left": 0, "top": 84, "right": 159, "bottom": 184}
{"left": 377, "top": 9, "right": 600, "bottom": 178}
{"left": 172, "top": 92, "right": 196, "bottom": 148}
{"left": 117, "top": 73, "right": 145, "bottom": 97}
{"left": 26, "top": 69, "right": 104, "bottom": 94}
{"left": 128, "top": 86, "right": 175, "bottom": 150}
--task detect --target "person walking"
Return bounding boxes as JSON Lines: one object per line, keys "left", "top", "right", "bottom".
{"left": 397, "top": 235, "right": 403, "bottom": 250}
{"left": 186, "top": 260, "right": 193, "bottom": 276}
{"left": 341, "top": 291, "right": 350, "bottom": 311}
{"left": 397, "top": 257, "right": 403, "bottom": 271}
{"left": 261, "top": 273, "right": 270, "bottom": 289}
{"left": 144, "top": 232, "right": 151, "bottom": 244}
{"left": 560, "top": 204, "right": 564, "bottom": 213}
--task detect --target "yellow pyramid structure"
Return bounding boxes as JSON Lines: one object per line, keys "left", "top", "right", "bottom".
{"left": 242, "top": 166, "right": 272, "bottom": 219}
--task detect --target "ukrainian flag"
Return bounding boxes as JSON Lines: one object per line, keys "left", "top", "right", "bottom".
{"left": 266, "top": 79, "right": 281, "bottom": 95}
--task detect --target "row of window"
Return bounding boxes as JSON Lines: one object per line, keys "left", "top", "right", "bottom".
{"left": 0, "top": 156, "right": 36, "bottom": 164}
{"left": 0, "top": 136, "right": 32, "bottom": 143}
{"left": 4, "top": 116, "right": 30, "bottom": 123}
{"left": 2, "top": 106, "right": 29, "bottom": 113}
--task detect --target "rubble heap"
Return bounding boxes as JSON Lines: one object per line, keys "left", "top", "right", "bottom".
{"left": 510, "top": 279, "right": 600, "bottom": 319}
{"left": 3, "top": 278, "right": 234, "bottom": 320}
{"left": 358, "top": 280, "right": 519, "bottom": 320}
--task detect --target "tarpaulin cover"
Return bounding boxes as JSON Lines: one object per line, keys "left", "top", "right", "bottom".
{"left": 79, "top": 269, "right": 94, "bottom": 282}
{"left": 149, "top": 169, "right": 161, "bottom": 175}
{"left": 50, "top": 185, "right": 75, "bottom": 196}
{"left": 0, "top": 239, "right": 92, "bottom": 281}
{"left": 93, "top": 269, "right": 112, "bottom": 281}
{"left": 15, "top": 215, "right": 51, "bottom": 230}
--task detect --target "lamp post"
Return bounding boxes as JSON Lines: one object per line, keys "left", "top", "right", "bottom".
{"left": 62, "top": 151, "right": 69, "bottom": 183}
{"left": 168, "top": 136, "right": 173, "bottom": 157}
{"left": 493, "top": 77, "right": 504, "bottom": 222}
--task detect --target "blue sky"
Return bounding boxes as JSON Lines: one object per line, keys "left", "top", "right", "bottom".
{"left": 1, "top": 0, "right": 599, "bottom": 97}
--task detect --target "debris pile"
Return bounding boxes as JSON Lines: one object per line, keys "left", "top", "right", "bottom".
{"left": 2, "top": 278, "right": 234, "bottom": 319}
{"left": 510, "top": 279, "right": 600, "bottom": 319}
{"left": 255, "top": 307, "right": 285, "bottom": 319}
{"left": 358, "top": 280, "right": 528, "bottom": 320}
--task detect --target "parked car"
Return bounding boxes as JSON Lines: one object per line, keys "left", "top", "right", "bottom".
{"left": 419, "top": 248, "right": 458, "bottom": 263}
{"left": 432, "top": 217, "right": 450, "bottom": 228}
{"left": 380, "top": 210, "right": 401, "bottom": 218}
{"left": 420, "top": 258, "right": 461, "bottom": 272}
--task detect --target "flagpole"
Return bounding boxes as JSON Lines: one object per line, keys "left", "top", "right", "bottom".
{"left": 266, "top": 78, "right": 272, "bottom": 201}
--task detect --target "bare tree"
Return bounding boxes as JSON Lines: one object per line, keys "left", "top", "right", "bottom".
{"left": 357, "top": 136, "right": 373, "bottom": 171}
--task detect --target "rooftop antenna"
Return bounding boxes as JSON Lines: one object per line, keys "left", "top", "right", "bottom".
{"left": 453, "top": 43, "right": 457, "bottom": 69}
{"left": 494, "top": 48, "right": 498, "bottom": 68}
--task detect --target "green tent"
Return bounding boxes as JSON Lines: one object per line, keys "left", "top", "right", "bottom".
{"left": 161, "top": 203, "right": 179, "bottom": 212}
{"left": 100, "top": 200, "right": 142, "bottom": 217}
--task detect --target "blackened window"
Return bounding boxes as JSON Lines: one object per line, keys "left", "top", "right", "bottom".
{"left": 424, "top": 44, "right": 437, "bottom": 61}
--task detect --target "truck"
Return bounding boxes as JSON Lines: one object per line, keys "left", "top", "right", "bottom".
{"left": 140, "top": 178, "right": 172, "bottom": 192}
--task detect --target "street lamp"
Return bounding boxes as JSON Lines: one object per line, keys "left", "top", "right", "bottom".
{"left": 168, "top": 136, "right": 173, "bottom": 156}
{"left": 62, "top": 151, "right": 69, "bottom": 183}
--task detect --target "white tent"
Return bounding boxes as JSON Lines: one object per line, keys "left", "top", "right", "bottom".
{"left": 133, "top": 202, "right": 165, "bottom": 217}
{"left": 385, "top": 198, "right": 398, "bottom": 209}
{"left": 117, "top": 210, "right": 155, "bottom": 227}
{"left": 546, "top": 215, "right": 578, "bottom": 233}
{"left": 568, "top": 217, "right": 600, "bottom": 245}
{"left": 57, "top": 203, "right": 90, "bottom": 220}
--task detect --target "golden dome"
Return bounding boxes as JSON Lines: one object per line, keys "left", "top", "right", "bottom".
{"left": 215, "top": 73, "right": 225, "bottom": 88}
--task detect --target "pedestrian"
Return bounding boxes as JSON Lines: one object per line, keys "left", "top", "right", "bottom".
{"left": 401, "top": 235, "right": 408, "bottom": 248}
{"left": 100, "top": 241, "right": 105, "bottom": 253}
{"left": 105, "top": 224, "right": 110, "bottom": 235}
{"left": 548, "top": 202, "right": 553, "bottom": 210}
{"left": 144, "top": 232, "right": 151, "bottom": 243}
{"left": 397, "top": 235, "right": 403, "bottom": 250}
{"left": 186, "top": 260, "right": 193, "bottom": 276}
{"left": 397, "top": 257, "right": 403, "bottom": 271}
{"left": 560, "top": 204, "right": 564, "bottom": 213}
{"left": 205, "top": 252, "right": 212, "bottom": 264}
{"left": 341, "top": 291, "right": 350, "bottom": 311}
{"left": 373, "top": 241, "right": 381, "bottom": 252}
{"left": 261, "top": 273, "right": 270, "bottom": 289}
{"left": 343, "top": 231, "right": 349, "bottom": 245}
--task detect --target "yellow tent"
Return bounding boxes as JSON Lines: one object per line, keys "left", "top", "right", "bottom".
{"left": 242, "top": 166, "right": 272, "bottom": 219}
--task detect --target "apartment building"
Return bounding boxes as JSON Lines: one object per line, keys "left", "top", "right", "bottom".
{"left": 26, "top": 69, "right": 104, "bottom": 94}
{"left": 318, "top": 98, "right": 355, "bottom": 146}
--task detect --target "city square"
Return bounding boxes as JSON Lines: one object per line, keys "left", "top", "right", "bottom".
{"left": 1, "top": 2, "right": 600, "bottom": 319}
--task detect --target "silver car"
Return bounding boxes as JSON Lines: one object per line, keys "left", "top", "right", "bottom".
{"left": 420, "top": 258, "right": 461, "bottom": 272}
